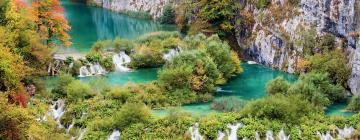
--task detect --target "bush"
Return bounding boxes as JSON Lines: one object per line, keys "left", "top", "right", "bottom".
{"left": 100, "top": 56, "right": 114, "bottom": 71}
{"left": 65, "top": 81, "right": 95, "bottom": 103}
{"left": 160, "top": 5, "right": 175, "bottom": 24}
{"left": 85, "top": 52, "right": 102, "bottom": 63}
{"left": 266, "top": 77, "right": 290, "bottom": 95}
{"left": 288, "top": 72, "right": 346, "bottom": 107}
{"left": 308, "top": 50, "right": 350, "bottom": 87}
{"left": 205, "top": 35, "right": 242, "bottom": 80}
{"left": 241, "top": 94, "right": 317, "bottom": 124}
{"left": 256, "top": 0, "right": 271, "bottom": 9}
{"left": 129, "top": 47, "right": 165, "bottom": 68}
{"left": 211, "top": 96, "right": 247, "bottom": 112}
{"left": 113, "top": 102, "right": 151, "bottom": 130}
{"left": 113, "top": 38, "right": 135, "bottom": 54}
{"left": 158, "top": 51, "right": 220, "bottom": 104}
{"left": 347, "top": 95, "right": 360, "bottom": 112}
{"left": 51, "top": 75, "right": 75, "bottom": 99}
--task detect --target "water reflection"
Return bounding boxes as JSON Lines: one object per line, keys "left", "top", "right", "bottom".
{"left": 59, "top": 0, "right": 175, "bottom": 52}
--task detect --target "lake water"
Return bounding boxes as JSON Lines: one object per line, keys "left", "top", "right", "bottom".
{"left": 59, "top": 0, "right": 175, "bottom": 53}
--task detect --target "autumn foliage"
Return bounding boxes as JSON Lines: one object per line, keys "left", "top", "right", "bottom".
{"left": 32, "top": 0, "right": 71, "bottom": 47}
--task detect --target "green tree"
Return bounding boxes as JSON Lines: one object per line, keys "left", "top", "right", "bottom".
{"left": 347, "top": 95, "right": 360, "bottom": 112}
{"left": 266, "top": 77, "right": 290, "bottom": 95}
{"left": 288, "top": 72, "right": 345, "bottom": 107}
{"left": 113, "top": 102, "right": 151, "bottom": 130}
{"left": 65, "top": 81, "right": 95, "bottom": 102}
{"left": 160, "top": 5, "right": 175, "bottom": 24}
{"left": 241, "top": 94, "right": 317, "bottom": 124}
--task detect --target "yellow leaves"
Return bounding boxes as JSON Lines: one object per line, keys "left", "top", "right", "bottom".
{"left": 230, "top": 51, "right": 243, "bottom": 74}
{"left": 0, "top": 45, "right": 28, "bottom": 91}
{"left": 296, "top": 58, "right": 311, "bottom": 73}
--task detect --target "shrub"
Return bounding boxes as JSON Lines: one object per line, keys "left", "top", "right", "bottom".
{"left": 113, "top": 102, "right": 151, "bottom": 130}
{"left": 211, "top": 96, "right": 247, "bottom": 112}
{"left": 205, "top": 35, "right": 243, "bottom": 80}
{"left": 241, "top": 94, "right": 317, "bottom": 124}
{"left": 158, "top": 51, "right": 220, "bottom": 104}
{"left": 347, "top": 95, "right": 360, "bottom": 112}
{"left": 160, "top": 5, "right": 175, "bottom": 24}
{"left": 85, "top": 52, "right": 102, "bottom": 63}
{"left": 308, "top": 50, "right": 350, "bottom": 87}
{"left": 266, "top": 77, "right": 290, "bottom": 95}
{"left": 51, "top": 75, "right": 75, "bottom": 99}
{"left": 288, "top": 72, "right": 346, "bottom": 107}
{"left": 113, "top": 38, "right": 135, "bottom": 54}
{"left": 65, "top": 81, "right": 95, "bottom": 103}
{"left": 256, "top": 0, "right": 271, "bottom": 9}
{"left": 100, "top": 56, "right": 114, "bottom": 71}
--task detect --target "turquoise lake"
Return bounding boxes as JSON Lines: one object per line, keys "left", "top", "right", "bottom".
{"left": 57, "top": 0, "right": 353, "bottom": 117}
{"left": 59, "top": 0, "right": 175, "bottom": 53}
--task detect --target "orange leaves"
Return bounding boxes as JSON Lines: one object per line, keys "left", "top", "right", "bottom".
{"left": 296, "top": 58, "right": 311, "bottom": 73}
{"left": 31, "top": 0, "right": 72, "bottom": 47}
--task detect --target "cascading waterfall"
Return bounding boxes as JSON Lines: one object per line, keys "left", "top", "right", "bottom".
{"left": 278, "top": 129, "right": 290, "bottom": 140}
{"left": 66, "top": 119, "right": 75, "bottom": 133}
{"left": 193, "top": 123, "right": 353, "bottom": 139}
{"left": 107, "top": 130, "right": 121, "bottom": 140}
{"left": 163, "top": 48, "right": 179, "bottom": 61}
{"left": 79, "top": 63, "right": 107, "bottom": 77}
{"left": 77, "top": 129, "right": 87, "bottom": 140}
{"left": 112, "top": 51, "right": 131, "bottom": 72}
{"left": 216, "top": 131, "right": 225, "bottom": 140}
{"left": 317, "top": 131, "right": 334, "bottom": 140}
{"left": 50, "top": 100, "right": 66, "bottom": 128}
{"left": 192, "top": 123, "right": 356, "bottom": 140}
{"left": 189, "top": 123, "right": 203, "bottom": 140}
{"left": 337, "top": 126, "right": 354, "bottom": 139}
{"left": 227, "top": 123, "right": 243, "bottom": 140}
{"left": 265, "top": 130, "right": 274, "bottom": 140}
{"left": 255, "top": 132, "right": 260, "bottom": 140}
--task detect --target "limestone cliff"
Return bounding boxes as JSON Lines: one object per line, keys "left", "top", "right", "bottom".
{"left": 235, "top": 0, "right": 359, "bottom": 94}
{"left": 89, "top": 0, "right": 170, "bottom": 19}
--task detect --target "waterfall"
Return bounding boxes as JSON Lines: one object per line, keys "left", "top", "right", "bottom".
{"left": 77, "top": 129, "right": 87, "bottom": 140}
{"left": 216, "top": 131, "right": 225, "bottom": 140}
{"left": 107, "top": 130, "right": 121, "bottom": 140}
{"left": 227, "top": 123, "right": 243, "bottom": 140}
{"left": 112, "top": 51, "right": 131, "bottom": 72}
{"left": 278, "top": 129, "right": 290, "bottom": 140}
{"left": 163, "top": 48, "right": 179, "bottom": 61}
{"left": 79, "top": 63, "right": 107, "bottom": 77}
{"left": 189, "top": 123, "right": 203, "bottom": 140}
{"left": 66, "top": 119, "right": 75, "bottom": 133}
{"left": 255, "top": 132, "right": 260, "bottom": 140}
{"left": 79, "top": 66, "right": 91, "bottom": 77}
{"left": 50, "top": 100, "right": 66, "bottom": 128}
{"left": 317, "top": 131, "right": 334, "bottom": 140}
{"left": 337, "top": 126, "right": 354, "bottom": 139}
{"left": 265, "top": 130, "right": 274, "bottom": 140}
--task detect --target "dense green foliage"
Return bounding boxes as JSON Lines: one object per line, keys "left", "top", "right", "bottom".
{"left": 347, "top": 95, "right": 360, "bottom": 112}
{"left": 160, "top": 5, "right": 175, "bottom": 24}
{"left": 211, "top": 97, "right": 247, "bottom": 112}
{"left": 266, "top": 77, "right": 290, "bottom": 95}
{"left": 158, "top": 51, "right": 220, "bottom": 104}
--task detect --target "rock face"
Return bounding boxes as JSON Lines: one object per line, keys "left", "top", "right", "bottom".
{"left": 90, "top": 0, "right": 170, "bottom": 19}
{"left": 235, "top": 0, "right": 359, "bottom": 94}
{"left": 349, "top": 39, "right": 360, "bottom": 95}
